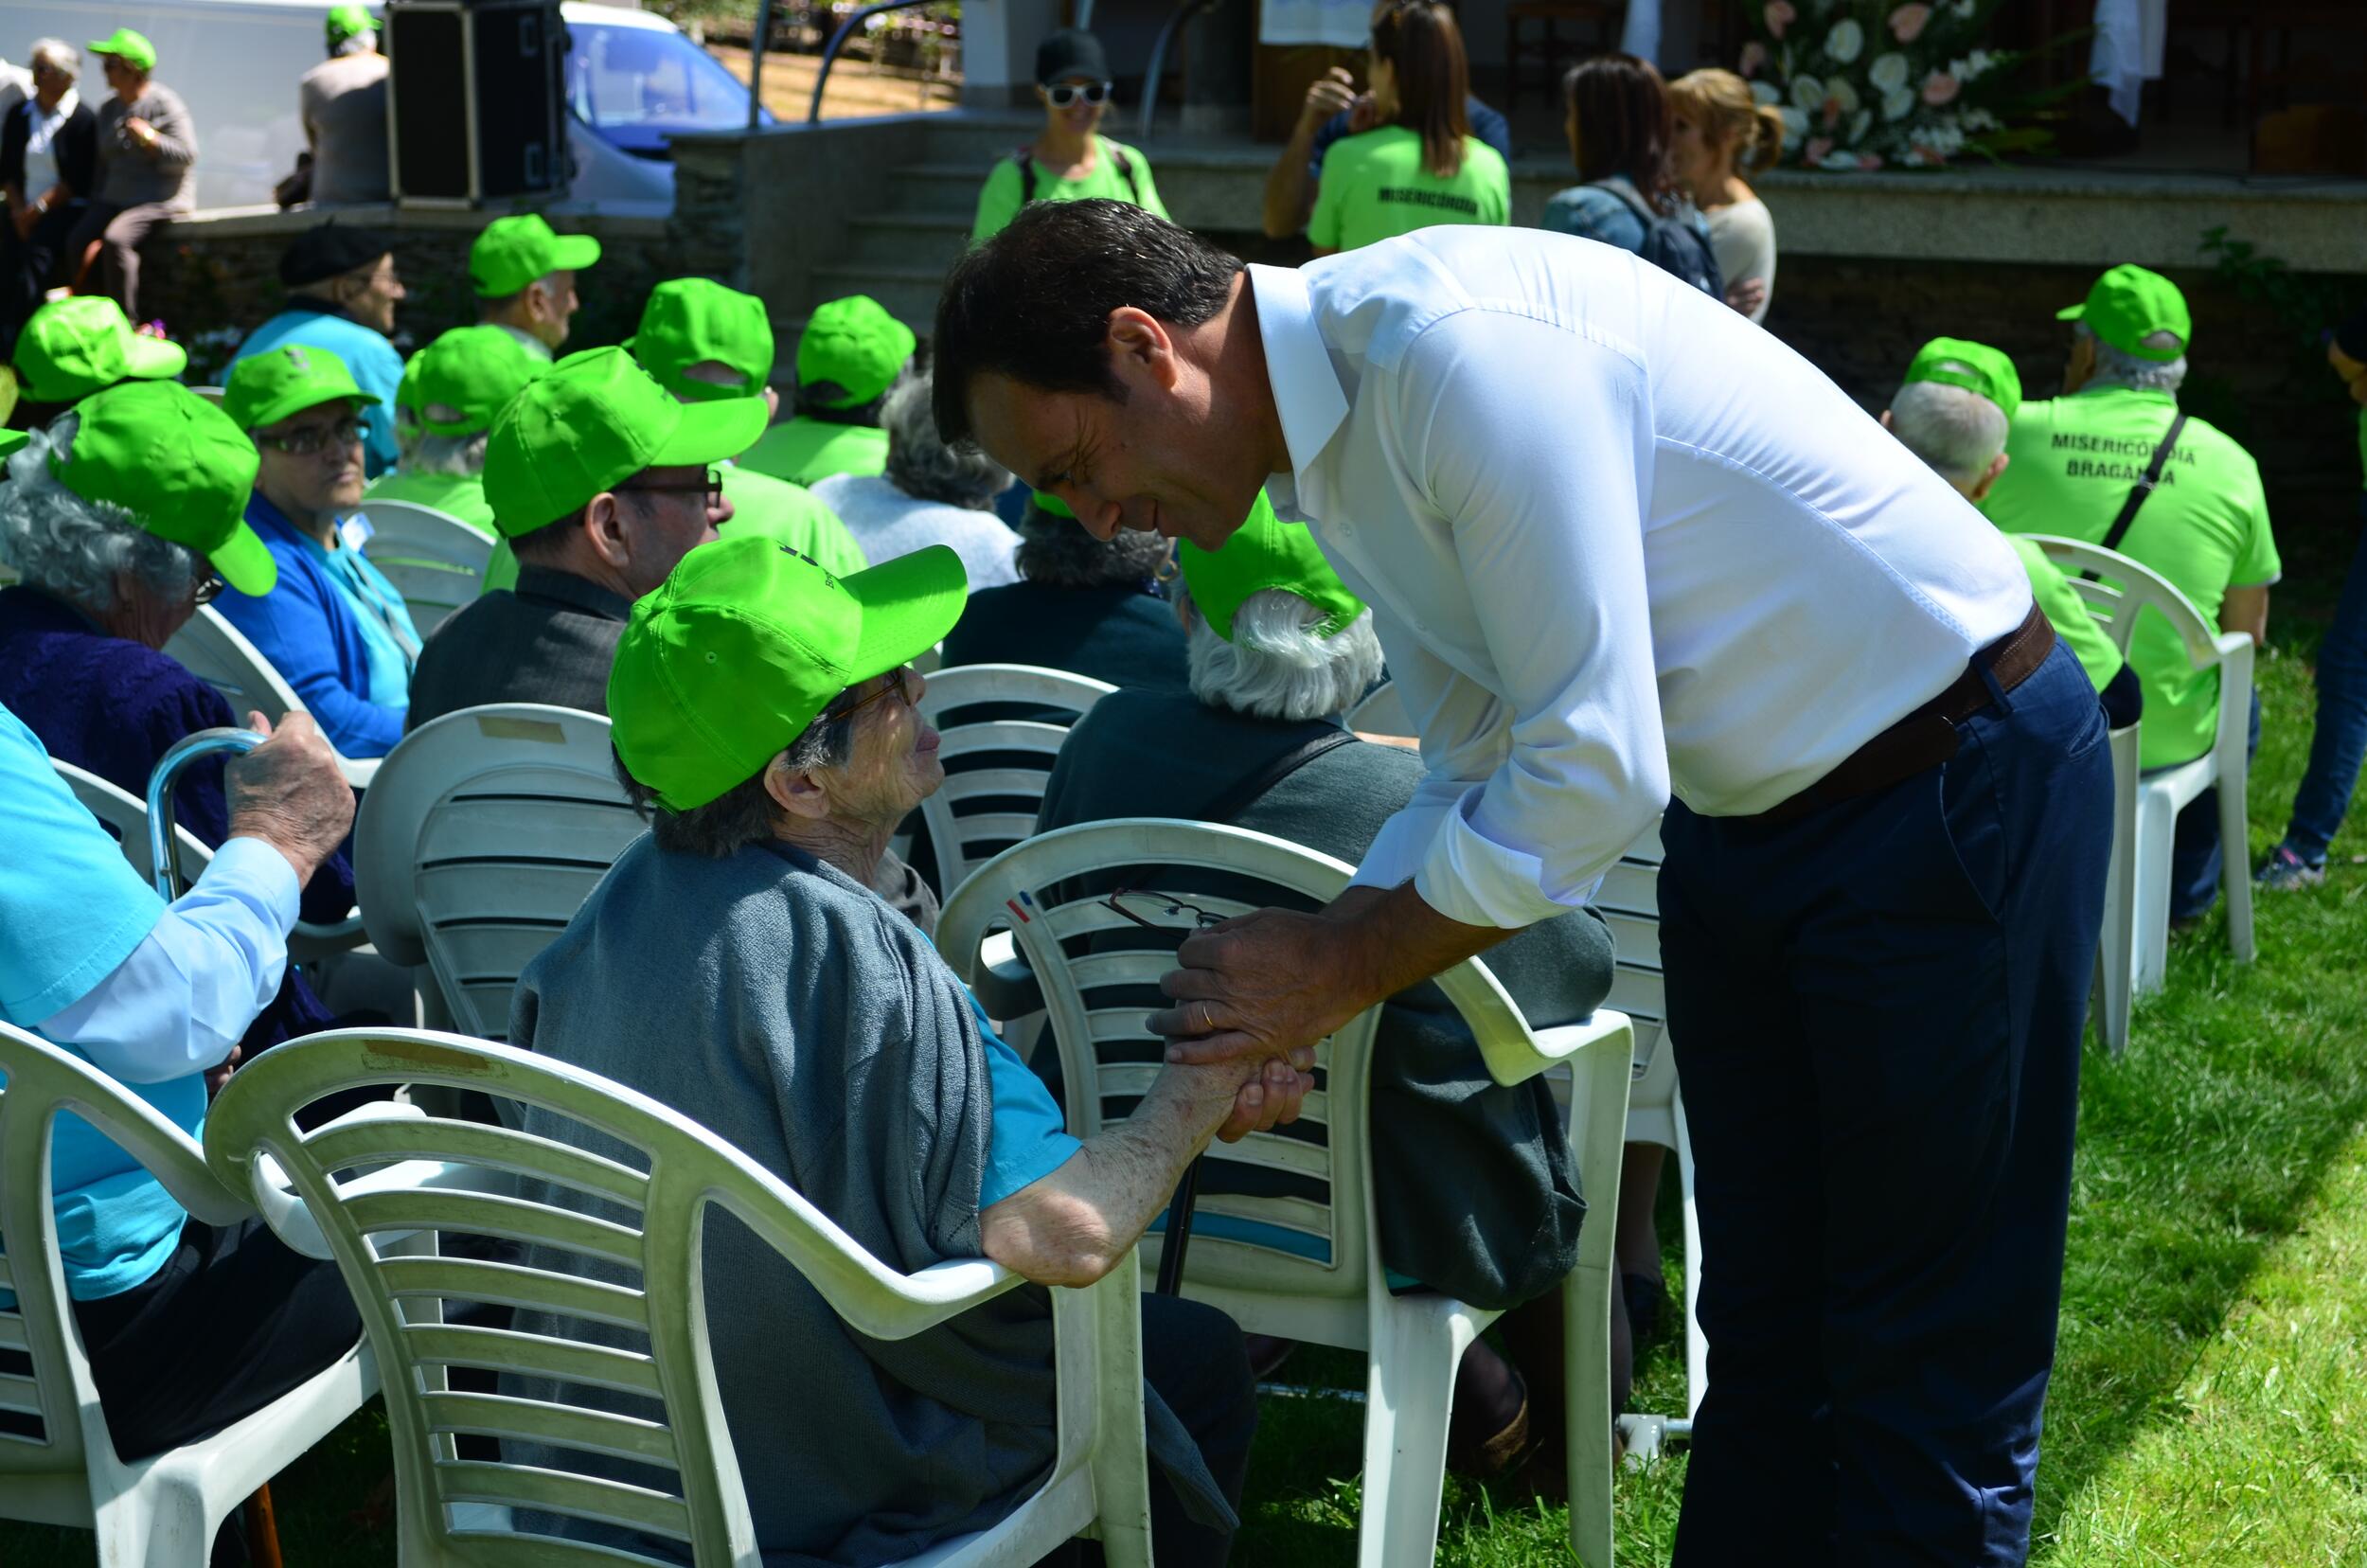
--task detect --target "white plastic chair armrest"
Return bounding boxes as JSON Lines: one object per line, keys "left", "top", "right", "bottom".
{"left": 892, "top": 1256, "right": 1019, "bottom": 1311}
{"left": 340, "top": 756, "right": 380, "bottom": 790}
{"left": 246, "top": 1098, "right": 428, "bottom": 1258}
{"left": 289, "top": 911, "right": 369, "bottom": 960}
{"left": 1531, "top": 1011, "right": 1643, "bottom": 1075}
{"left": 967, "top": 928, "right": 1045, "bottom": 1020}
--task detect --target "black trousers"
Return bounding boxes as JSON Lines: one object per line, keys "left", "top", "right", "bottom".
{"left": 0, "top": 200, "right": 82, "bottom": 358}
{"left": 1663, "top": 642, "right": 2111, "bottom": 1566}
{"left": 70, "top": 1215, "right": 363, "bottom": 1462}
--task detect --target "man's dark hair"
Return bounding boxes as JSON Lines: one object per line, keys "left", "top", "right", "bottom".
{"left": 932, "top": 199, "right": 1243, "bottom": 451}
{"left": 506, "top": 507, "right": 583, "bottom": 564}
{"left": 792, "top": 379, "right": 890, "bottom": 426}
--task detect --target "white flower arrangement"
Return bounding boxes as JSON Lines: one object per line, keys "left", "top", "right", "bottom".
{"left": 1742, "top": 0, "right": 2020, "bottom": 172}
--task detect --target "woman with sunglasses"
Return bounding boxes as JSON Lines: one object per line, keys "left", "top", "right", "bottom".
{"left": 970, "top": 27, "right": 1171, "bottom": 245}
{"left": 1307, "top": 0, "right": 1506, "bottom": 257}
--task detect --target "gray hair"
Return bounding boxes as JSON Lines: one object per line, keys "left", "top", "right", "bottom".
{"left": 28, "top": 38, "right": 78, "bottom": 76}
{"left": 1177, "top": 580, "right": 1385, "bottom": 722}
{"left": 409, "top": 429, "right": 490, "bottom": 477}
{"left": 1014, "top": 503, "right": 1172, "bottom": 587}
{"left": 332, "top": 29, "right": 379, "bottom": 56}
{"left": 612, "top": 709, "right": 856, "bottom": 857}
{"left": 883, "top": 370, "right": 1009, "bottom": 510}
{"left": 0, "top": 416, "right": 200, "bottom": 615}
{"left": 1888, "top": 381, "right": 2006, "bottom": 486}
{"left": 2077, "top": 322, "right": 2188, "bottom": 394}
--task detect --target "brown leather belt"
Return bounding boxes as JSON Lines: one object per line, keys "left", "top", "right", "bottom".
{"left": 1753, "top": 602, "right": 2056, "bottom": 826}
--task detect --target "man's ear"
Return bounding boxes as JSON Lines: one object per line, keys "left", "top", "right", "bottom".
{"left": 1105, "top": 306, "right": 1181, "bottom": 394}
{"left": 582, "top": 491, "right": 632, "bottom": 568}
{"left": 762, "top": 754, "right": 833, "bottom": 821}
{"left": 1967, "top": 451, "right": 2009, "bottom": 504}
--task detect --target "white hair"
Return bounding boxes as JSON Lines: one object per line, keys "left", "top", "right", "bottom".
{"left": 883, "top": 370, "right": 1009, "bottom": 509}
{"left": 1178, "top": 581, "right": 1386, "bottom": 722}
{"left": 28, "top": 38, "right": 79, "bottom": 77}
{"left": 1888, "top": 380, "right": 2006, "bottom": 486}
{"left": 0, "top": 417, "right": 201, "bottom": 615}
{"left": 2077, "top": 322, "right": 2188, "bottom": 394}
{"left": 410, "top": 428, "right": 490, "bottom": 476}
{"left": 332, "top": 29, "right": 379, "bottom": 56}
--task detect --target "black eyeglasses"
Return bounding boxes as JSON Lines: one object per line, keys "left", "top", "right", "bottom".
{"left": 1102, "top": 889, "right": 1225, "bottom": 932}
{"left": 825, "top": 665, "right": 918, "bottom": 725}
{"left": 618, "top": 466, "right": 724, "bottom": 510}
{"left": 1044, "top": 80, "right": 1112, "bottom": 107}
{"left": 191, "top": 567, "right": 225, "bottom": 606}
{"left": 258, "top": 419, "right": 365, "bottom": 456}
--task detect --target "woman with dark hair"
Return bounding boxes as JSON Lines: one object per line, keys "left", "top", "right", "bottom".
{"left": 1540, "top": 54, "right": 1723, "bottom": 303}
{"left": 1307, "top": 0, "right": 1506, "bottom": 257}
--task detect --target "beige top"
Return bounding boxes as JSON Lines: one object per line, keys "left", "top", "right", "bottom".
{"left": 1706, "top": 197, "right": 1777, "bottom": 324}
{"left": 299, "top": 51, "right": 389, "bottom": 205}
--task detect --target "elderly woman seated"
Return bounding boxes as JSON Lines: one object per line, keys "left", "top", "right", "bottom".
{"left": 937, "top": 489, "right": 1187, "bottom": 689}
{"left": 1037, "top": 505, "right": 1620, "bottom": 1477}
{"left": 506, "top": 534, "right": 1300, "bottom": 1566}
{"left": 810, "top": 366, "right": 1022, "bottom": 592}
{"left": 0, "top": 381, "right": 354, "bottom": 1054}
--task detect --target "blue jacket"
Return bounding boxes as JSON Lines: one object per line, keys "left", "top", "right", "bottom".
{"left": 214, "top": 495, "right": 410, "bottom": 757}
{"left": 233, "top": 306, "right": 404, "bottom": 478}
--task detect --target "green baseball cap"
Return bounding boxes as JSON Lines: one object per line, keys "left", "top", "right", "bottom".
{"left": 2057, "top": 264, "right": 2191, "bottom": 362}
{"left": 14, "top": 295, "right": 187, "bottom": 404}
{"left": 88, "top": 27, "right": 157, "bottom": 70}
{"left": 627, "top": 278, "right": 776, "bottom": 403}
{"left": 0, "top": 430, "right": 27, "bottom": 463}
{"left": 482, "top": 346, "right": 768, "bottom": 537}
{"left": 796, "top": 295, "right": 916, "bottom": 409}
{"left": 326, "top": 4, "right": 374, "bottom": 44}
{"left": 1901, "top": 337, "right": 2023, "bottom": 422}
{"left": 610, "top": 533, "right": 969, "bottom": 811}
{"left": 1176, "top": 490, "right": 1363, "bottom": 642}
{"left": 52, "top": 381, "right": 276, "bottom": 596}
{"left": 471, "top": 214, "right": 602, "bottom": 298}
{"left": 223, "top": 343, "right": 381, "bottom": 433}
{"left": 409, "top": 325, "right": 547, "bottom": 437}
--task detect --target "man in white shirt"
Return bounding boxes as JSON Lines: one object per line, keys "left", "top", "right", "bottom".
{"left": 936, "top": 201, "right": 2113, "bottom": 1566}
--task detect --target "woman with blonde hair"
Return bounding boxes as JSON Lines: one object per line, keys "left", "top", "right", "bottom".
{"left": 1668, "top": 67, "right": 1785, "bottom": 323}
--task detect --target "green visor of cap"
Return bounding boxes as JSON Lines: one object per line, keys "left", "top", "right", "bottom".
{"left": 0, "top": 430, "right": 27, "bottom": 463}
{"left": 627, "top": 278, "right": 776, "bottom": 402}
{"left": 482, "top": 346, "right": 768, "bottom": 536}
{"left": 609, "top": 535, "right": 969, "bottom": 811}
{"left": 2057, "top": 263, "right": 2191, "bottom": 363}
{"left": 223, "top": 343, "right": 380, "bottom": 432}
{"left": 1901, "top": 337, "right": 2022, "bottom": 422}
{"left": 15, "top": 295, "right": 187, "bottom": 404}
{"left": 54, "top": 381, "right": 276, "bottom": 596}
{"left": 1176, "top": 491, "right": 1362, "bottom": 643}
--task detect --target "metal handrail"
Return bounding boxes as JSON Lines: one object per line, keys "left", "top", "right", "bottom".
{"left": 148, "top": 728, "right": 265, "bottom": 900}
{"left": 1139, "top": 0, "right": 1225, "bottom": 142}
{"left": 807, "top": 0, "right": 947, "bottom": 125}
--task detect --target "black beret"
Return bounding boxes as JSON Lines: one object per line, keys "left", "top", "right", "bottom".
{"left": 280, "top": 223, "right": 395, "bottom": 287}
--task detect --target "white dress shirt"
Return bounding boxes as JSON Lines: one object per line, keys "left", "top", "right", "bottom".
{"left": 1249, "top": 228, "right": 2032, "bottom": 930}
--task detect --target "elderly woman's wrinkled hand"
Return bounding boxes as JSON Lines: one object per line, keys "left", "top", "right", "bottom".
{"left": 225, "top": 710, "right": 356, "bottom": 885}
{"left": 1213, "top": 1055, "right": 1312, "bottom": 1143}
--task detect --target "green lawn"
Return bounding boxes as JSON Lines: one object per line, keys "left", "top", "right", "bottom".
{"left": 11, "top": 625, "right": 2367, "bottom": 1566}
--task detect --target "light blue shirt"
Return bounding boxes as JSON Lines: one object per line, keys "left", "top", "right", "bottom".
{"left": 968, "top": 991, "right": 1080, "bottom": 1207}
{"left": 0, "top": 703, "right": 298, "bottom": 1298}
{"left": 319, "top": 517, "right": 421, "bottom": 709}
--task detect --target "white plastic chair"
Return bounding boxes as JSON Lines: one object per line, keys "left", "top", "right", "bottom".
{"left": 0, "top": 1023, "right": 376, "bottom": 1566}
{"left": 913, "top": 663, "right": 1116, "bottom": 894}
{"left": 1591, "top": 818, "right": 1708, "bottom": 1452}
{"left": 2024, "top": 535, "right": 2257, "bottom": 1000}
{"left": 1344, "top": 681, "right": 1411, "bottom": 738}
{"left": 352, "top": 704, "right": 645, "bottom": 1041}
{"left": 358, "top": 500, "right": 495, "bottom": 640}
{"left": 161, "top": 607, "right": 378, "bottom": 789}
{"left": 202, "top": 1026, "right": 1157, "bottom": 1568}
{"left": 936, "top": 818, "right": 1633, "bottom": 1568}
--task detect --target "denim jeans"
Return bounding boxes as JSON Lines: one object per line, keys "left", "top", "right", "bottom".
{"left": 2281, "top": 493, "right": 2367, "bottom": 862}
{"left": 2168, "top": 687, "right": 2264, "bottom": 918}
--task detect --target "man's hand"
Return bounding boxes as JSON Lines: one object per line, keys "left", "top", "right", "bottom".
{"left": 1297, "top": 66, "right": 1358, "bottom": 134}
{"left": 1346, "top": 91, "right": 1380, "bottom": 134}
{"left": 1150, "top": 906, "right": 1376, "bottom": 1068}
{"left": 123, "top": 116, "right": 160, "bottom": 151}
{"left": 225, "top": 711, "right": 355, "bottom": 885}
{"left": 1726, "top": 276, "right": 1769, "bottom": 317}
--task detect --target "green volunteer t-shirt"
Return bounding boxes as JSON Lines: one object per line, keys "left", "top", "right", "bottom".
{"left": 480, "top": 464, "right": 866, "bottom": 593}
{"left": 365, "top": 471, "right": 496, "bottom": 539}
{"left": 1308, "top": 126, "right": 1509, "bottom": 254}
{"left": 739, "top": 417, "right": 892, "bottom": 489}
{"left": 1984, "top": 386, "right": 2280, "bottom": 768}
{"left": 2007, "top": 534, "right": 2120, "bottom": 693}
{"left": 971, "top": 135, "right": 1170, "bottom": 244}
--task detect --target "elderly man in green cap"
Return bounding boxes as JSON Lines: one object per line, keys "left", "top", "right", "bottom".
{"left": 1884, "top": 337, "right": 2140, "bottom": 731}
{"left": 501, "top": 530, "right": 1272, "bottom": 1567}
{"left": 214, "top": 342, "right": 420, "bottom": 757}
{"left": 364, "top": 324, "right": 545, "bottom": 536}
{"left": 471, "top": 213, "right": 598, "bottom": 361}
{"left": 9, "top": 293, "right": 185, "bottom": 422}
{"left": 299, "top": 5, "right": 389, "bottom": 205}
{"left": 62, "top": 27, "right": 195, "bottom": 320}
{"left": 1984, "top": 262, "right": 2279, "bottom": 921}
{"left": 739, "top": 293, "right": 916, "bottom": 488}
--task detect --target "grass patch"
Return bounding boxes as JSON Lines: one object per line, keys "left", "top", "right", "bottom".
{"left": 11, "top": 632, "right": 2367, "bottom": 1566}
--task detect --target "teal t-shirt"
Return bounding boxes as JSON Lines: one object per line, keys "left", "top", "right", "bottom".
{"left": 1984, "top": 386, "right": 2280, "bottom": 768}
{"left": 1308, "top": 126, "right": 1510, "bottom": 254}
{"left": 968, "top": 989, "right": 1080, "bottom": 1205}
{"left": 971, "top": 134, "right": 1170, "bottom": 244}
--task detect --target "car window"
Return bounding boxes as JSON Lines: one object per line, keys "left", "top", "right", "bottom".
{"left": 567, "top": 22, "right": 769, "bottom": 151}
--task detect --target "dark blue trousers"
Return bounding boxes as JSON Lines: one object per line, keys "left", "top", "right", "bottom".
{"left": 1662, "top": 642, "right": 2111, "bottom": 1567}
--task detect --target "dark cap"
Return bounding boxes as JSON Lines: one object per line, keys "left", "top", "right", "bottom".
{"left": 1035, "top": 27, "right": 1109, "bottom": 85}
{"left": 280, "top": 223, "right": 394, "bottom": 288}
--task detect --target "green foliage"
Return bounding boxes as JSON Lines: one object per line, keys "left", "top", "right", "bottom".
{"left": 2200, "top": 225, "right": 2362, "bottom": 384}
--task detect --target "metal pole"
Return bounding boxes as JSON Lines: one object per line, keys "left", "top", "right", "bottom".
{"left": 1138, "top": 0, "right": 1219, "bottom": 143}
{"left": 147, "top": 728, "right": 265, "bottom": 900}
{"left": 747, "top": 0, "right": 775, "bottom": 131}
{"left": 809, "top": 0, "right": 937, "bottom": 123}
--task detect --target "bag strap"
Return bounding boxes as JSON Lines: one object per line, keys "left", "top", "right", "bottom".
{"left": 1203, "top": 725, "right": 1361, "bottom": 826}
{"left": 1012, "top": 146, "right": 1036, "bottom": 205}
{"left": 2085, "top": 411, "right": 2188, "bottom": 578}
{"left": 1110, "top": 143, "right": 1141, "bottom": 205}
